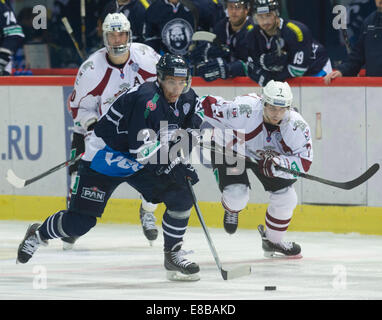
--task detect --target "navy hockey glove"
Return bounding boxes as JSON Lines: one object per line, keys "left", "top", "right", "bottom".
{"left": 259, "top": 50, "right": 288, "bottom": 72}
{"left": 196, "top": 58, "right": 229, "bottom": 81}
{"left": 0, "top": 48, "right": 12, "bottom": 76}
{"left": 188, "top": 41, "right": 230, "bottom": 66}
{"left": 157, "top": 157, "right": 199, "bottom": 186}
{"left": 247, "top": 57, "right": 272, "bottom": 87}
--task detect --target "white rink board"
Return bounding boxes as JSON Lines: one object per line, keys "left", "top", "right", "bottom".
{"left": 1, "top": 85, "right": 382, "bottom": 206}
{"left": 0, "top": 86, "right": 67, "bottom": 196}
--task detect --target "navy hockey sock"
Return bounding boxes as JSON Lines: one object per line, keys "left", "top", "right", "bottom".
{"left": 39, "top": 210, "right": 97, "bottom": 240}
{"left": 162, "top": 210, "right": 189, "bottom": 251}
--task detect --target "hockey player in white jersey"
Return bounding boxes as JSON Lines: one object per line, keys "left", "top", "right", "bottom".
{"left": 65, "top": 13, "right": 161, "bottom": 249}
{"left": 201, "top": 80, "right": 313, "bottom": 258}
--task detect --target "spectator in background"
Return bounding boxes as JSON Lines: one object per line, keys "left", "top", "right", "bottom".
{"left": 50, "top": 0, "right": 99, "bottom": 67}
{"left": 285, "top": 0, "right": 341, "bottom": 63}
{"left": 192, "top": 0, "right": 226, "bottom": 32}
{"left": 143, "top": 0, "right": 196, "bottom": 55}
{"left": 246, "top": 0, "right": 332, "bottom": 86}
{"left": 98, "top": 0, "right": 151, "bottom": 44}
{"left": 324, "top": 0, "right": 382, "bottom": 84}
{"left": 191, "top": 0, "right": 254, "bottom": 81}
{"left": 346, "top": 0, "right": 376, "bottom": 47}
{"left": 0, "top": 0, "right": 24, "bottom": 75}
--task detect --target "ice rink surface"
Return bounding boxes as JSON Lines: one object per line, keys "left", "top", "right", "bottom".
{"left": 1, "top": 220, "right": 382, "bottom": 301}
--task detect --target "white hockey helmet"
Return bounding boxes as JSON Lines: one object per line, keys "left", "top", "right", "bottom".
{"left": 262, "top": 80, "right": 293, "bottom": 108}
{"left": 102, "top": 13, "right": 132, "bottom": 56}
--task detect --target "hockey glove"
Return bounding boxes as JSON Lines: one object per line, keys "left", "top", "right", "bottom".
{"left": 196, "top": 58, "right": 229, "bottom": 81}
{"left": 259, "top": 50, "right": 288, "bottom": 72}
{"left": 247, "top": 57, "right": 272, "bottom": 87}
{"left": 0, "top": 48, "right": 12, "bottom": 76}
{"left": 258, "top": 154, "right": 291, "bottom": 178}
{"left": 157, "top": 157, "right": 199, "bottom": 186}
{"left": 188, "top": 41, "right": 231, "bottom": 66}
{"left": 188, "top": 41, "right": 210, "bottom": 65}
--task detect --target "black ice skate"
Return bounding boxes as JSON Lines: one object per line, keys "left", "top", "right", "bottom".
{"left": 61, "top": 236, "right": 79, "bottom": 250}
{"left": 164, "top": 242, "right": 200, "bottom": 281}
{"left": 223, "top": 210, "right": 239, "bottom": 234}
{"left": 140, "top": 204, "right": 158, "bottom": 245}
{"left": 17, "top": 223, "right": 48, "bottom": 264}
{"left": 257, "top": 224, "right": 302, "bottom": 259}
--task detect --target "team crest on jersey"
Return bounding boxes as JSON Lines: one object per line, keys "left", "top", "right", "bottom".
{"left": 161, "top": 18, "right": 193, "bottom": 55}
{"left": 131, "top": 62, "right": 139, "bottom": 72}
{"left": 182, "top": 103, "right": 190, "bottom": 115}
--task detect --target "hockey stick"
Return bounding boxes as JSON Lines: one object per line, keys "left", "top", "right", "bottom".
{"left": 186, "top": 179, "right": 252, "bottom": 280}
{"left": 199, "top": 142, "right": 380, "bottom": 190}
{"left": 61, "top": 17, "right": 85, "bottom": 61}
{"left": 6, "top": 153, "right": 83, "bottom": 188}
{"left": 192, "top": 31, "right": 226, "bottom": 48}
{"left": 80, "top": 0, "right": 87, "bottom": 57}
{"left": 341, "top": 28, "right": 352, "bottom": 55}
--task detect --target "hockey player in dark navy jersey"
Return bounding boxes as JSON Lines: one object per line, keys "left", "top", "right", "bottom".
{"left": 0, "top": 0, "right": 24, "bottom": 75}
{"left": 191, "top": 0, "right": 254, "bottom": 81}
{"left": 16, "top": 54, "right": 204, "bottom": 282}
{"left": 247, "top": 0, "right": 332, "bottom": 86}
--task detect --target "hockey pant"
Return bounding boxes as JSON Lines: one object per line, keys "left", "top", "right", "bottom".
{"left": 211, "top": 146, "right": 297, "bottom": 243}
{"left": 40, "top": 160, "right": 191, "bottom": 250}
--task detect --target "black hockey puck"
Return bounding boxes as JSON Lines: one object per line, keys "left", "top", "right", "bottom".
{"left": 264, "top": 286, "right": 276, "bottom": 291}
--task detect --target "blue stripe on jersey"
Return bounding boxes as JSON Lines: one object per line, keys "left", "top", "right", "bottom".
{"left": 90, "top": 145, "right": 144, "bottom": 177}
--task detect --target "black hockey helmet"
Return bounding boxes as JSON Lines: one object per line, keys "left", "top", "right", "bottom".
{"left": 224, "top": 0, "right": 252, "bottom": 10}
{"left": 156, "top": 53, "right": 192, "bottom": 94}
{"left": 253, "top": 0, "right": 280, "bottom": 14}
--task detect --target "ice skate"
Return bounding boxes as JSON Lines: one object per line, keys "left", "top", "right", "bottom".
{"left": 17, "top": 223, "right": 48, "bottom": 264}
{"left": 62, "top": 236, "right": 79, "bottom": 250}
{"left": 223, "top": 210, "right": 238, "bottom": 234}
{"left": 140, "top": 204, "right": 158, "bottom": 245}
{"left": 257, "top": 224, "right": 302, "bottom": 259}
{"left": 164, "top": 242, "right": 200, "bottom": 281}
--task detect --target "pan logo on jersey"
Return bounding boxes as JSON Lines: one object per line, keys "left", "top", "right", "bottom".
{"left": 161, "top": 19, "right": 193, "bottom": 55}
{"left": 81, "top": 187, "right": 106, "bottom": 202}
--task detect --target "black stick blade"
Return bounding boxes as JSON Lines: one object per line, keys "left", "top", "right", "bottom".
{"left": 338, "top": 163, "right": 379, "bottom": 190}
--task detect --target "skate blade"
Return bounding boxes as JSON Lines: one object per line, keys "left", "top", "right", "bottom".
{"left": 264, "top": 251, "right": 303, "bottom": 259}
{"left": 62, "top": 242, "right": 75, "bottom": 251}
{"left": 166, "top": 270, "right": 200, "bottom": 282}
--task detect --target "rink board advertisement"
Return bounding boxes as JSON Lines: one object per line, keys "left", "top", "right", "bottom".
{"left": 0, "top": 77, "right": 382, "bottom": 235}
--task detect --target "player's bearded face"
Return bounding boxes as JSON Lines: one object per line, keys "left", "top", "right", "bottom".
{"left": 227, "top": 3, "right": 248, "bottom": 27}
{"left": 255, "top": 12, "right": 278, "bottom": 35}
{"left": 263, "top": 103, "right": 288, "bottom": 125}
{"left": 161, "top": 76, "right": 188, "bottom": 103}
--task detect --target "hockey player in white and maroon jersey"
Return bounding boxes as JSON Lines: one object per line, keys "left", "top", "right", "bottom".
{"left": 65, "top": 13, "right": 161, "bottom": 249}
{"left": 201, "top": 80, "right": 313, "bottom": 258}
